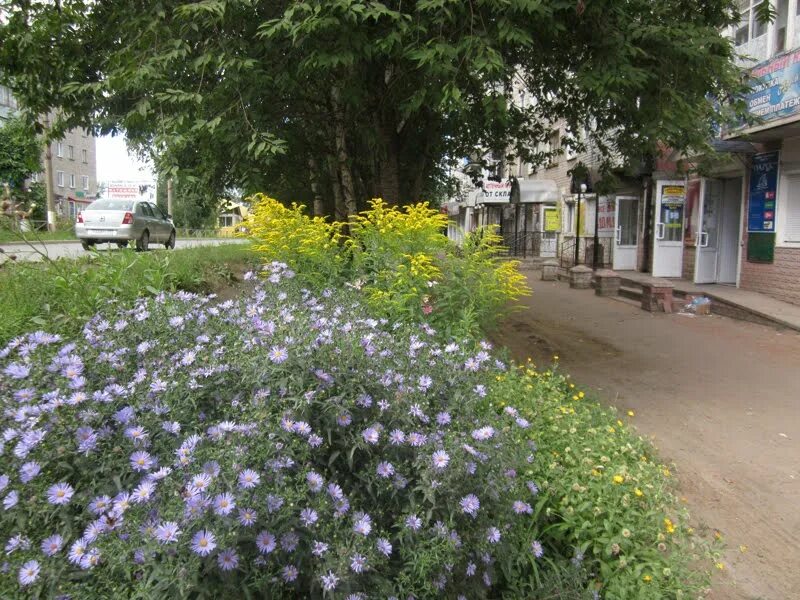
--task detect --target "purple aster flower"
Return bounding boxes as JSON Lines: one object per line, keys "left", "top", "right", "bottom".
{"left": 268, "top": 346, "right": 288, "bottom": 364}
{"left": 19, "top": 461, "right": 41, "bottom": 483}
{"left": 282, "top": 564, "right": 299, "bottom": 582}
{"left": 89, "top": 495, "right": 111, "bottom": 514}
{"left": 300, "top": 507, "right": 319, "bottom": 527}
{"left": 389, "top": 429, "right": 405, "bottom": 445}
{"left": 238, "top": 507, "right": 257, "bottom": 527}
{"left": 474, "top": 384, "right": 487, "bottom": 397}
{"left": 460, "top": 494, "right": 480, "bottom": 518}
{"left": 362, "top": 426, "right": 380, "bottom": 444}
{"left": 41, "top": 534, "right": 64, "bottom": 556}
{"left": 266, "top": 494, "right": 284, "bottom": 513}
{"left": 516, "top": 417, "right": 530, "bottom": 428}
{"left": 471, "top": 426, "right": 495, "bottom": 441}
{"left": 190, "top": 529, "right": 216, "bottom": 556}
{"left": 18, "top": 560, "right": 39, "bottom": 586}
{"left": 46, "top": 482, "right": 74, "bottom": 505}
{"left": 132, "top": 481, "right": 155, "bottom": 503}
{"left": 418, "top": 375, "right": 433, "bottom": 391}
{"left": 376, "top": 462, "right": 394, "bottom": 478}
{"left": 527, "top": 481, "right": 539, "bottom": 495}
{"left": 308, "top": 434, "right": 323, "bottom": 448}
{"left": 4, "top": 363, "right": 30, "bottom": 379}
{"left": 407, "top": 432, "right": 427, "bottom": 447}
{"left": 350, "top": 553, "right": 367, "bottom": 573}
{"left": 306, "top": 471, "right": 324, "bottom": 492}
{"left": 312, "top": 540, "right": 329, "bottom": 556}
{"left": 376, "top": 537, "right": 392, "bottom": 556}
{"left": 531, "top": 540, "right": 544, "bottom": 558}
{"left": 212, "top": 493, "right": 235, "bottom": 516}
{"left": 486, "top": 527, "right": 501, "bottom": 544}
{"left": 203, "top": 461, "right": 221, "bottom": 477}
{"left": 336, "top": 413, "right": 352, "bottom": 427}
{"left": 154, "top": 521, "right": 180, "bottom": 544}
{"left": 435, "top": 411, "right": 451, "bottom": 426}
{"left": 217, "top": 548, "right": 239, "bottom": 571}
{"left": 280, "top": 531, "right": 299, "bottom": 552}
{"left": 292, "top": 421, "right": 312, "bottom": 436}
{"left": 353, "top": 512, "right": 372, "bottom": 536}
{"left": 130, "top": 451, "right": 155, "bottom": 472}
{"left": 327, "top": 483, "right": 344, "bottom": 501}
{"left": 405, "top": 515, "right": 422, "bottom": 531}
{"left": 513, "top": 501, "right": 533, "bottom": 515}
{"left": 79, "top": 547, "right": 101, "bottom": 570}
{"left": 432, "top": 450, "right": 450, "bottom": 470}
{"left": 466, "top": 562, "right": 477, "bottom": 576}
{"left": 238, "top": 469, "right": 260, "bottom": 489}
{"left": 255, "top": 530, "right": 276, "bottom": 554}
{"left": 67, "top": 538, "right": 88, "bottom": 565}
{"left": 321, "top": 570, "right": 339, "bottom": 591}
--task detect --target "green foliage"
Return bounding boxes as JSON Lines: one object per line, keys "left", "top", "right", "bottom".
{"left": 479, "top": 363, "right": 722, "bottom": 599}
{"left": 0, "top": 115, "right": 41, "bottom": 188}
{"left": 0, "top": 0, "right": 749, "bottom": 209}
{"left": 0, "top": 243, "right": 256, "bottom": 345}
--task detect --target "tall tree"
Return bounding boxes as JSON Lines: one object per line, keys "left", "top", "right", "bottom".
{"left": 0, "top": 1, "right": 749, "bottom": 215}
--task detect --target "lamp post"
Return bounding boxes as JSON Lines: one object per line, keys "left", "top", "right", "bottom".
{"left": 593, "top": 194, "right": 600, "bottom": 270}
{"left": 574, "top": 182, "right": 586, "bottom": 266}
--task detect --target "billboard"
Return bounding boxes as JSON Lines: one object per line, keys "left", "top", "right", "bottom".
{"left": 743, "top": 49, "right": 800, "bottom": 126}
{"left": 104, "top": 181, "right": 156, "bottom": 201}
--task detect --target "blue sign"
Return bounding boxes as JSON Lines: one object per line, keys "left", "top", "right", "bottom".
{"left": 748, "top": 151, "right": 779, "bottom": 233}
{"left": 744, "top": 50, "right": 800, "bottom": 125}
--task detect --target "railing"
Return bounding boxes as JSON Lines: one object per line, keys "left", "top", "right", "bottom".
{"left": 499, "top": 231, "right": 560, "bottom": 259}
{"left": 559, "top": 236, "right": 613, "bottom": 269}
{"left": 175, "top": 227, "right": 238, "bottom": 239}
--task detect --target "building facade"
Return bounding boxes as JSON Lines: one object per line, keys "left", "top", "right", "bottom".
{"left": 0, "top": 83, "right": 98, "bottom": 222}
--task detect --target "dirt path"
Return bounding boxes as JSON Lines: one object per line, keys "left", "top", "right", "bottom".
{"left": 492, "top": 271, "right": 800, "bottom": 600}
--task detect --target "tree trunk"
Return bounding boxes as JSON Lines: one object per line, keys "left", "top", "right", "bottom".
{"left": 308, "top": 157, "right": 325, "bottom": 217}
{"left": 328, "top": 156, "right": 347, "bottom": 222}
{"left": 377, "top": 123, "right": 401, "bottom": 205}
{"left": 330, "top": 87, "right": 358, "bottom": 217}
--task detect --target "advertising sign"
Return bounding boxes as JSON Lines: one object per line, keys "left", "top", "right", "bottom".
{"left": 744, "top": 49, "right": 800, "bottom": 125}
{"left": 748, "top": 151, "right": 779, "bottom": 232}
{"left": 479, "top": 181, "right": 512, "bottom": 203}
{"left": 543, "top": 207, "right": 559, "bottom": 232}
{"left": 597, "top": 197, "right": 615, "bottom": 234}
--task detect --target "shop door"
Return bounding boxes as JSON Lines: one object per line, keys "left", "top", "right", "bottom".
{"left": 652, "top": 181, "right": 686, "bottom": 278}
{"left": 695, "top": 179, "right": 721, "bottom": 284}
{"left": 613, "top": 196, "right": 638, "bottom": 270}
{"left": 695, "top": 178, "right": 741, "bottom": 284}
{"left": 540, "top": 205, "right": 558, "bottom": 257}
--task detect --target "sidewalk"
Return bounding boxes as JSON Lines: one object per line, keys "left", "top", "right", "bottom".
{"left": 617, "top": 270, "right": 800, "bottom": 332}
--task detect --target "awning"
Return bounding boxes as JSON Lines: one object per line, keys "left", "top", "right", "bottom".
{"left": 513, "top": 179, "right": 559, "bottom": 204}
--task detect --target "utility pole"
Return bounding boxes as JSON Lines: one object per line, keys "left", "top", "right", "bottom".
{"left": 167, "top": 178, "right": 174, "bottom": 216}
{"left": 42, "top": 116, "right": 57, "bottom": 231}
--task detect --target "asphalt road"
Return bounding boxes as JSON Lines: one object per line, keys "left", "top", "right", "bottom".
{"left": 493, "top": 270, "right": 800, "bottom": 600}
{"left": 0, "top": 238, "right": 245, "bottom": 263}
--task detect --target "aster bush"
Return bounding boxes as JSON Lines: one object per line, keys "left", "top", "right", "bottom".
{"left": 0, "top": 263, "right": 549, "bottom": 599}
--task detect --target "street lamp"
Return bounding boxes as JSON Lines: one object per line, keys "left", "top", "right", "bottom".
{"left": 574, "top": 182, "right": 586, "bottom": 266}
{"left": 593, "top": 192, "right": 600, "bottom": 270}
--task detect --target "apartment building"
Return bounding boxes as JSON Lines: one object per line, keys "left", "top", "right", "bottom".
{"left": 0, "top": 83, "right": 98, "bottom": 222}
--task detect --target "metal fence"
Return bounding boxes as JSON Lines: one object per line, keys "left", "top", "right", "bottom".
{"left": 499, "top": 231, "right": 560, "bottom": 259}
{"left": 559, "top": 236, "right": 613, "bottom": 269}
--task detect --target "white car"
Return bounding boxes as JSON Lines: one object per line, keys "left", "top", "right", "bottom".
{"left": 76, "top": 199, "right": 176, "bottom": 251}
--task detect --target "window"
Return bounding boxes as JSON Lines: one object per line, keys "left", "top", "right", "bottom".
{"left": 56, "top": 142, "right": 63, "bottom": 158}
{"left": 82, "top": 176, "right": 89, "bottom": 190}
{"left": 67, "top": 145, "right": 74, "bottom": 160}
{"left": 547, "top": 131, "right": 560, "bottom": 168}
{"left": 735, "top": 0, "right": 769, "bottom": 46}
{"left": 779, "top": 174, "right": 800, "bottom": 244}
{"left": 69, "top": 174, "right": 76, "bottom": 189}
{"left": 564, "top": 201, "right": 576, "bottom": 234}
{"left": 82, "top": 149, "right": 88, "bottom": 163}
{"left": 69, "top": 201, "right": 77, "bottom": 221}
{"left": 56, "top": 171, "right": 64, "bottom": 187}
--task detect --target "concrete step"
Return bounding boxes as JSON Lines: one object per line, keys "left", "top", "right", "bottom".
{"left": 618, "top": 285, "right": 642, "bottom": 302}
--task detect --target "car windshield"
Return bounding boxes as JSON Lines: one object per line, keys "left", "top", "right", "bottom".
{"left": 86, "top": 199, "right": 134, "bottom": 211}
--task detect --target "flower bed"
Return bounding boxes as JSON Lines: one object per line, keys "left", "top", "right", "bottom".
{"left": 0, "top": 264, "right": 545, "bottom": 599}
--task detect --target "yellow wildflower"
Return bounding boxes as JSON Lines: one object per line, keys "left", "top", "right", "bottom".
{"left": 627, "top": 410, "right": 635, "bottom": 417}
{"left": 715, "top": 562, "right": 725, "bottom": 570}
{"left": 739, "top": 545, "right": 748, "bottom": 553}
{"left": 643, "top": 574, "right": 652, "bottom": 583}
{"left": 634, "top": 488, "right": 643, "bottom": 497}
{"left": 613, "top": 475, "right": 624, "bottom": 484}
{"left": 663, "top": 518, "right": 675, "bottom": 534}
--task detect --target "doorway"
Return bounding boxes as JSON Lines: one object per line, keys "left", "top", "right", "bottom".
{"left": 613, "top": 196, "right": 639, "bottom": 270}
{"left": 652, "top": 180, "right": 686, "bottom": 277}
{"left": 695, "top": 178, "right": 742, "bottom": 284}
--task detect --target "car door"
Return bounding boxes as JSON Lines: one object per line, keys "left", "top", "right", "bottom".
{"left": 147, "top": 203, "right": 169, "bottom": 241}
{"left": 139, "top": 202, "right": 160, "bottom": 242}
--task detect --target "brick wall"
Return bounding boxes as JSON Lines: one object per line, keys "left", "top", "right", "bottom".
{"left": 682, "top": 245, "right": 696, "bottom": 281}
{"left": 739, "top": 244, "right": 800, "bottom": 305}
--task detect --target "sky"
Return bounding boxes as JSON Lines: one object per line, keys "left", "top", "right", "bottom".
{"left": 96, "top": 134, "right": 155, "bottom": 183}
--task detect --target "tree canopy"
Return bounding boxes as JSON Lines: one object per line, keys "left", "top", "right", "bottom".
{"left": 0, "top": 114, "right": 41, "bottom": 189}
{"left": 0, "top": 0, "right": 748, "bottom": 215}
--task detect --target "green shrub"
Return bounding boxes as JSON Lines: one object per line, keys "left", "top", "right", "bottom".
{"left": 479, "top": 361, "right": 720, "bottom": 599}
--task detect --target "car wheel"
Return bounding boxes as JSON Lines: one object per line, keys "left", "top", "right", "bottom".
{"left": 135, "top": 230, "right": 150, "bottom": 252}
{"left": 116, "top": 241, "right": 129, "bottom": 249}
{"left": 165, "top": 230, "right": 176, "bottom": 249}
{"left": 81, "top": 240, "right": 94, "bottom": 251}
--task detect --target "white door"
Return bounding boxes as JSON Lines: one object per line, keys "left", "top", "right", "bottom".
{"left": 695, "top": 179, "right": 721, "bottom": 284}
{"left": 652, "top": 180, "right": 686, "bottom": 278}
{"left": 613, "top": 196, "right": 639, "bottom": 270}
{"left": 718, "top": 178, "right": 742, "bottom": 284}
{"left": 540, "top": 206, "right": 558, "bottom": 257}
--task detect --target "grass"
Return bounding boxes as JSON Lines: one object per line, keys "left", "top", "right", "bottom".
{"left": 0, "top": 242, "right": 257, "bottom": 344}
{"left": 0, "top": 228, "right": 77, "bottom": 243}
